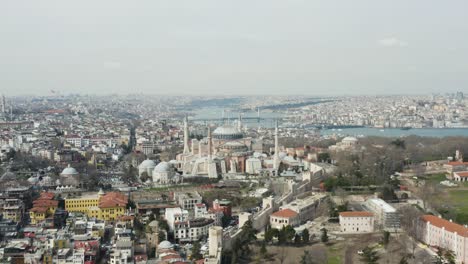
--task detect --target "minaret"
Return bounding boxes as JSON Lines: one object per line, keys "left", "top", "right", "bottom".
{"left": 183, "top": 115, "right": 190, "bottom": 154}
{"left": 198, "top": 140, "right": 203, "bottom": 158}
{"left": 1, "top": 94, "right": 5, "bottom": 113}
{"left": 237, "top": 112, "right": 242, "bottom": 131}
{"left": 273, "top": 120, "right": 280, "bottom": 172}
{"left": 207, "top": 126, "right": 212, "bottom": 161}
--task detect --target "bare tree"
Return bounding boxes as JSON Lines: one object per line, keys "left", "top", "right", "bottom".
{"left": 399, "top": 205, "right": 423, "bottom": 258}
{"left": 277, "top": 246, "right": 287, "bottom": 264}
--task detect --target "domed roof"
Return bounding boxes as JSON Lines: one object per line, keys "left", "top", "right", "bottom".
{"left": 39, "top": 176, "right": 53, "bottom": 186}
{"left": 213, "top": 125, "right": 243, "bottom": 139}
{"left": 278, "top": 152, "right": 287, "bottom": 159}
{"left": 28, "top": 176, "right": 39, "bottom": 184}
{"left": 154, "top": 162, "right": 170, "bottom": 173}
{"left": 158, "top": 240, "right": 173, "bottom": 249}
{"left": 139, "top": 159, "right": 157, "bottom": 169}
{"left": 61, "top": 164, "right": 78, "bottom": 175}
{"left": 1, "top": 144, "right": 11, "bottom": 150}
{"left": 220, "top": 141, "right": 248, "bottom": 151}
{"left": 0, "top": 171, "right": 16, "bottom": 181}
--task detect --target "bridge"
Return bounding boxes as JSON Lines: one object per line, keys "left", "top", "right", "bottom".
{"left": 191, "top": 117, "right": 278, "bottom": 122}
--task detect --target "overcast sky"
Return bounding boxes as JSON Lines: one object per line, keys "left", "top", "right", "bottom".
{"left": 1, "top": 1, "right": 468, "bottom": 96}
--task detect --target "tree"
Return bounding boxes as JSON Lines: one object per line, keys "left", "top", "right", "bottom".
{"left": 283, "top": 225, "right": 296, "bottom": 242}
{"left": 301, "top": 229, "right": 310, "bottom": 243}
{"left": 264, "top": 227, "right": 277, "bottom": 243}
{"left": 191, "top": 241, "right": 202, "bottom": 260}
{"left": 433, "top": 247, "right": 444, "bottom": 264}
{"left": 158, "top": 219, "right": 169, "bottom": 233}
{"left": 320, "top": 228, "right": 328, "bottom": 243}
{"left": 140, "top": 171, "right": 150, "bottom": 182}
{"left": 391, "top": 139, "right": 406, "bottom": 149}
{"left": 294, "top": 234, "right": 301, "bottom": 244}
{"left": 221, "top": 215, "right": 232, "bottom": 228}
{"left": 260, "top": 242, "right": 267, "bottom": 257}
{"left": 360, "top": 246, "right": 380, "bottom": 264}
{"left": 444, "top": 250, "right": 456, "bottom": 264}
{"left": 382, "top": 231, "right": 390, "bottom": 247}
{"left": 399, "top": 256, "right": 408, "bottom": 264}
{"left": 241, "top": 220, "right": 257, "bottom": 243}
{"left": 399, "top": 205, "right": 423, "bottom": 257}
{"left": 277, "top": 247, "right": 287, "bottom": 264}
{"left": 300, "top": 250, "right": 314, "bottom": 264}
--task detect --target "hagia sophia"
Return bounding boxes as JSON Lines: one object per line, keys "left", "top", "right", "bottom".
{"left": 138, "top": 115, "right": 282, "bottom": 186}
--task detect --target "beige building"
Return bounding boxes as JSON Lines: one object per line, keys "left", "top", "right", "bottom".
{"left": 418, "top": 215, "right": 468, "bottom": 264}
{"left": 339, "top": 211, "right": 374, "bottom": 233}
{"left": 270, "top": 209, "right": 299, "bottom": 229}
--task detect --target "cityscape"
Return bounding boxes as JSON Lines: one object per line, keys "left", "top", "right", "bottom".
{"left": 0, "top": 93, "right": 467, "bottom": 264}
{"left": 2, "top": 1, "right": 468, "bottom": 264}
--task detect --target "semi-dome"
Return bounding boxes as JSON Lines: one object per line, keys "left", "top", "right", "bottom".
{"left": 61, "top": 164, "right": 78, "bottom": 175}
{"left": 213, "top": 125, "right": 243, "bottom": 140}
{"left": 0, "top": 171, "right": 16, "bottom": 182}
{"left": 220, "top": 141, "right": 248, "bottom": 152}
{"left": 154, "top": 162, "right": 170, "bottom": 173}
{"left": 158, "top": 240, "right": 174, "bottom": 249}
{"left": 139, "top": 159, "right": 157, "bottom": 169}
{"left": 28, "top": 176, "right": 39, "bottom": 184}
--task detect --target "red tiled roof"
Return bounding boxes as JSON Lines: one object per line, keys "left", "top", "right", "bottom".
{"left": 339, "top": 211, "right": 374, "bottom": 217}
{"left": 99, "top": 192, "right": 128, "bottom": 208}
{"left": 447, "top": 161, "right": 468, "bottom": 166}
{"left": 33, "top": 200, "right": 59, "bottom": 207}
{"left": 118, "top": 215, "right": 135, "bottom": 221}
{"left": 30, "top": 207, "right": 48, "bottom": 213}
{"left": 454, "top": 171, "right": 468, "bottom": 177}
{"left": 421, "top": 215, "right": 468, "bottom": 237}
{"left": 271, "top": 209, "right": 298, "bottom": 218}
{"left": 39, "top": 192, "right": 55, "bottom": 200}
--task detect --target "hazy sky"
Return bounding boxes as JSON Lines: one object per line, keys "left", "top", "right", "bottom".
{"left": 1, "top": 1, "right": 468, "bottom": 96}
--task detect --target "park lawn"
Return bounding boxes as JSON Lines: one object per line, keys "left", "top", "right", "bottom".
{"left": 327, "top": 244, "right": 343, "bottom": 264}
{"left": 448, "top": 190, "right": 468, "bottom": 224}
{"left": 425, "top": 173, "right": 447, "bottom": 184}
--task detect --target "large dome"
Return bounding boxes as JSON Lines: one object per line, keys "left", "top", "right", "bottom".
{"left": 139, "top": 159, "right": 157, "bottom": 169}
{"left": 213, "top": 125, "right": 243, "bottom": 140}
{"left": 61, "top": 165, "right": 78, "bottom": 175}
{"left": 158, "top": 240, "right": 174, "bottom": 249}
{"left": 154, "top": 162, "right": 170, "bottom": 173}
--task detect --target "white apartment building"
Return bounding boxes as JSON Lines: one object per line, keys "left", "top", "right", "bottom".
{"left": 174, "top": 218, "right": 214, "bottom": 242}
{"left": 364, "top": 198, "right": 400, "bottom": 229}
{"left": 339, "top": 211, "right": 374, "bottom": 233}
{"left": 164, "top": 207, "right": 189, "bottom": 231}
{"left": 418, "top": 215, "right": 468, "bottom": 264}
{"left": 173, "top": 191, "right": 203, "bottom": 210}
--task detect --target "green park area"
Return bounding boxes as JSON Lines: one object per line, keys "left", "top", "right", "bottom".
{"left": 425, "top": 174, "right": 468, "bottom": 224}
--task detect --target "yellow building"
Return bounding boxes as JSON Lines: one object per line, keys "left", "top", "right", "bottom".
{"left": 65, "top": 191, "right": 128, "bottom": 221}
{"left": 29, "top": 192, "right": 58, "bottom": 225}
{"left": 29, "top": 207, "right": 47, "bottom": 225}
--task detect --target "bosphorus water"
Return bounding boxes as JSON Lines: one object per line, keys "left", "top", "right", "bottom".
{"left": 320, "top": 127, "right": 468, "bottom": 138}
